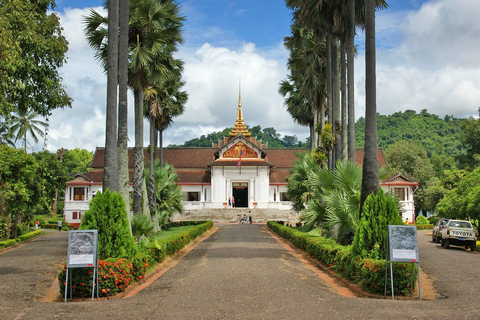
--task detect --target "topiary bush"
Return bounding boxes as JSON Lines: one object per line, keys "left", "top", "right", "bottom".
{"left": 352, "top": 188, "right": 404, "bottom": 259}
{"left": 80, "top": 189, "right": 136, "bottom": 259}
{"left": 415, "top": 215, "right": 429, "bottom": 225}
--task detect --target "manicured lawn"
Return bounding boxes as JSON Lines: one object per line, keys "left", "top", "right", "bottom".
{"left": 153, "top": 226, "right": 197, "bottom": 241}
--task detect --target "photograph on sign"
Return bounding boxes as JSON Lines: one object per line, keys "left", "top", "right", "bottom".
{"left": 388, "top": 225, "right": 419, "bottom": 262}
{"left": 67, "top": 231, "right": 98, "bottom": 267}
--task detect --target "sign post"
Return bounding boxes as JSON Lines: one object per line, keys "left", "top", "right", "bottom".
{"left": 385, "top": 225, "right": 422, "bottom": 300}
{"left": 64, "top": 230, "right": 99, "bottom": 302}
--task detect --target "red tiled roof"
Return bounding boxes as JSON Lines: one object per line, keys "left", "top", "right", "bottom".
{"left": 265, "top": 149, "right": 308, "bottom": 168}
{"left": 176, "top": 170, "right": 211, "bottom": 184}
{"left": 90, "top": 147, "right": 217, "bottom": 169}
{"left": 88, "top": 147, "right": 388, "bottom": 184}
{"left": 270, "top": 170, "right": 290, "bottom": 184}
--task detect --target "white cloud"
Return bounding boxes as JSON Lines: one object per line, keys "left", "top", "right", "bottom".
{"left": 355, "top": 0, "right": 480, "bottom": 121}
{"left": 35, "top": 0, "right": 480, "bottom": 153}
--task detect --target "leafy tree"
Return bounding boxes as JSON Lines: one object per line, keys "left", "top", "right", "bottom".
{"left": 80, "top": 189, "right": 136, "bottom": 259}
{"left": 0, "top": 0, "right": 71, "bottom": 117}
{"left": 0, "top": 145, "right": 37, "bottom": 238}
{"left": 385, "top": 140, "right": 435, "bottom": 212}
{"left": 282, "top": 135, "right": 299, "bottom": 148}
{"left": 436, "top": 167, "right": 480, "bottom": 233}
{"left": 352, "top": 188, "right": 404, "bottom": 259}
{"left": 61, "top": 148, "right": 94, "bottom": 175}
{"left": 33, "top": 150, "right": 68, "bottom": 216}
{"left": 459, "top": 109, "right": 480, "bottom": 169}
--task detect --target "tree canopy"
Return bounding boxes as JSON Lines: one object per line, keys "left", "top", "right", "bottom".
{"left": 0, "top": 0, "right": 71, "bottom": 117}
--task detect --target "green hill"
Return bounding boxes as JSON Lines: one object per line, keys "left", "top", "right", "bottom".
{"left": 355, "top": 109, "right": 466, "bottom": 157}
{"left": 173, "top": 110, "right": 466, "bottom": 158}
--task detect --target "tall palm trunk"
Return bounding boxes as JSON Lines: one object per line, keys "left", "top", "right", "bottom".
{"left": 340, "top": 36, "right": 347, "bottom": 160}
{"left": 326, "top": 33, "right": 333, "bottom": 171}
{"left": 347, "top": 0, "right": 356, "bottom": 162}
{"left": 118, "top": 0, "right": 130, "bottom": 217}
{"left": 103, "top": 0, "right": 119, "bottom": 192}
{"left": 133, "top": 88, "right": 144, "bottom": 215}
{"left": 360, "top": 0, "right": 379, "bottom": 215}
{"left": 333, "top": 37, "right": 341, "bottom": 163}
{"left": 148, "top": 115, "right": 159, "bottom": 231}
{"left": 159, "top": 129, "right": 164, "bottom": 168}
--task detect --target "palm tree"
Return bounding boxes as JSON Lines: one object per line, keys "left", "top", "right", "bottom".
{"left": 105, "top": 0, "right": 119, "bottom": 192}
{"left": 129, "top": 0, "right": 184, "bottom": 215}
{"left": 360, "top": 0, "right": 381, "bottom": 215}
{"left": 84, "top": 0, "right": 185, "bottom": 216}
{"left": 0, "top": 117, "right": 15, "bottom": 147}
{"left": 145, "top": 160, "right": 182, "bottom": 230}
{"left": 9, "top": 109, "right": 47, "bottom": 152}
{"left": 280, "top": 22, "right": 326, "bottom": 151}
{"left": 347, "top": 0, "right": 356, "bottom": 163}
{"left": 299, "top": 160, "right": 362, "bottom": 245}
{"left": 144, "top": 63, "right": 186, "bottom": 219}
{"left": 118, "top": 0, "right": 130, "bottom": 214}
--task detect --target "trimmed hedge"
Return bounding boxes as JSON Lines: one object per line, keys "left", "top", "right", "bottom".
{"left": 268, "top": 221, "right": 416, "bottom": 295}
{"left": 59, "top": 221, "right": 213, "bottom": 298}
{"left": 415, "top": 224, "right": 434, "bottom": 230}
{"left": 0, "top": 230, "right": 43, "bottom": 249}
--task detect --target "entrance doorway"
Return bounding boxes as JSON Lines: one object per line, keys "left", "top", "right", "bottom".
{"left": 232, "top": 182, "right": 248, "bottom": 208}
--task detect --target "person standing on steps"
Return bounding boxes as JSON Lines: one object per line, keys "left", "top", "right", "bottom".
{"left": 248, "top": 211, "right": 252, "bottom": 224}
{"left": 231, "top": 196, "right": 235, "bottom": 208}
{"left": 58, "top": 219, "right": 62, "bottom": 231}
{"left": 228, "top": 197, "right": 231, "bottom": 207}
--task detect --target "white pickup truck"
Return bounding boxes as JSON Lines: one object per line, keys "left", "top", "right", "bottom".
{"left": 441, "top": 220, "right": 477, "bottom": 252}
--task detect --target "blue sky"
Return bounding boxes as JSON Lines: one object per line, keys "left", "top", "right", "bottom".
{"left": 33, "top": 0, "right": 480, "bottom": 152}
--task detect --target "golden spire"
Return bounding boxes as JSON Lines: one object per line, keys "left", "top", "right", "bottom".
{"left": 229, "top": 80, "right": 251, "bottom": 137}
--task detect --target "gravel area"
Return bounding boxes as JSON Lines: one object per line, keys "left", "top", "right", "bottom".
{"left": 1, "top": 226, "right": 480, "bottom": 319}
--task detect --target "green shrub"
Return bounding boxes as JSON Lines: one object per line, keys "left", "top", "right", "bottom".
{"left": 268, "top": 221, "right": 416, "bottom": 295}
{"left": 416, "top": 224, "right": 434, "bottom": 230}
{"left": 415, "top": 215, "right": 429, "bottom": 225}
{"left": 352, "top": 189, "right": 403, "bottom": 259}
{"left": 131, "top": 214, "right": 155, "bottom": 238}
{"left": 80, "top": 189, "right": 136, "bottom": 259}
{"left": 18, "top": 230, "right": 42, "bottom": 241}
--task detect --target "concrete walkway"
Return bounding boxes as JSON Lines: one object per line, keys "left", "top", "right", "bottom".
{"left": 1, "top": 225, "right": 479, "bottom": 319}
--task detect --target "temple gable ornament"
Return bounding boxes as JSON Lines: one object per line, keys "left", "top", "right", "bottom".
{"left": 223, "top": 141, "right": 258, "bottom": 158}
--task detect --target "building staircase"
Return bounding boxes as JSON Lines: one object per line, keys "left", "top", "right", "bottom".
{"left": 171, "top": 208, "right": 300, "bottom": 224}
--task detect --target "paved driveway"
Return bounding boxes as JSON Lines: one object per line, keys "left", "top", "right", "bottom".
{"left": 1, "top": 226, "right": 480, "bottom": 319}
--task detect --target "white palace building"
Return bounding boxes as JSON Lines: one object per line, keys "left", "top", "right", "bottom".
{"left": 64, "top": 94, "right": 417, "bottom": 226}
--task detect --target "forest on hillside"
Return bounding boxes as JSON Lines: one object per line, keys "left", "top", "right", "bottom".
{"left": 169, "top": 125, "right": 310, "bottom": 149}
{"left": 172, "top": 110, "right": 467, "bottom": 157}
{"left": 355, "top": 109, "right": 466, "bottom": 157}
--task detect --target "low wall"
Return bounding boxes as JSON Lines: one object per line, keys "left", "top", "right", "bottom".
{"left": 171, "top": 208, "right": 300, "bottom": 224}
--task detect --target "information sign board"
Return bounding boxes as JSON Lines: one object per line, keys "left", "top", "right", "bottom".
{"left": 66, "top": 230, "right": 98, "bottom": 268}
{"left": 388, "top": 225, "right": 419, "bottom": 263}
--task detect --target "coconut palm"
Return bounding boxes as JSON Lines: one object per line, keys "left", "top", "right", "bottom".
{"left": 9, "top": 109, "right": 47, "bottom": 152}
{"left": 0, "top": 117, "right": 14, "bottom": 147}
